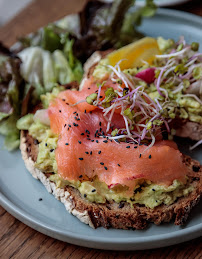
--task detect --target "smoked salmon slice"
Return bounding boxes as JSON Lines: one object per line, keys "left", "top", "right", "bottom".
{"left": 48, "top": 85, "right": 189, "bottom": 193}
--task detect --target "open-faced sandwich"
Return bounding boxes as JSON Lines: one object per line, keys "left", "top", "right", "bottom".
{"left": 0, "top": 0, "right": 201, "bottom": 230}
{"left": 17, "top": 35, "right": 202, "bottom": 229}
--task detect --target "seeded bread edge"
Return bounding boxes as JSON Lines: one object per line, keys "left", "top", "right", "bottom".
{"left": 20, "top": 130, "right": 202, "bottom": 230}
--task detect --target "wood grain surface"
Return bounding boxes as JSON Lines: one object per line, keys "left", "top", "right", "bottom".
{"left": 0, "top": 0, "right": 202, "bottom": 258}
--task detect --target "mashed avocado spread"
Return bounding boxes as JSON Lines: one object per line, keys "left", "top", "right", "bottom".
{"left": 17, "top": 41, "right": 198, "bottom": 209}
{"left": 93, "top": 37, "right": 202, "bottom": 126}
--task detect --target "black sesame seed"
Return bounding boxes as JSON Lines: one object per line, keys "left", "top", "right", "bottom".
{"left": 78, "top": 141, "right": 82, "bottom": 144}
{"left": 45, "top": 143, "right": 48, "bottom": 147}
{"left": 39, "top": 198, "right": 43, "bottom": 201}
{"left": 104, "top": 166, "right": 108, "bottom": 170}
{"left": 87, "top": 135, "right": 90, "bottom": 137}
{"left": 139, "top": 154, "right": 142, "bottom": 158}
{"left": 64, "top": 124, "right": 67, "bottom": 127}
{"left": 79, "top": 175, "right": 83, "bottom": 178}
{"left": 34, "top": 139, "right": 39, "bottom": 145}
{"left": 96, "top": 140, "right": 99, "bottom": 143}
{"left": 62, "top": 99, "right": 65, "bottom": 101}
{"left": 99, "top": 96, "right": 103, "bottom": 98}
{"left": 117, "top": 164, "right": 120, "bottom": 167}
{"left": 90, "top": 151, "right": 92, "bottom": 155}
{"left": 149, "top": 155, "right": 152, "bottom": 159}
{"left": 87, "top": 138, "right": 91, "bottom": 140}
{"left": 81, "top": 133, "right": 84, "bottom": 136}
{"left": 92, "top": 189, "right": 96, "bottom": 192}
{"left": 68, "top": 124, "right": 71, "bottom": 127}
{"left": 103, "top": 140, "right": 108, "bottom": 143}
{"left": 84, "top": 109, "right": 86, "bottom": 113}
{"left": 73, "top": 111, "right": 77, "bottom": 114}
{"left": 91, "top": 140, "right": 94, "bottom": 142}
{"left": 85, "top": 130, "right": 90, "bottom": 134}
{"left": 50, "top": 149, "right": 54, "bottom": 152}
{"left": 192, "top": 165, "right": 200, "bottom": 172}
{"left": 59, "top": 110, "right": 61, "bottom": 113}
{"left": 79, "top": 157, "right": 84, "bottom": 160}
{"left": 84, "top": 194, "right": 87, "bottom": 197}
{"left": 118, "top": 202, "right": 124, "bottom": 209}
{"left": 98, "top": 150, "right": 101, "bottom": 154}
{"left": 134, "top": 146, "right": 137, "bottom": 149}
{"left": 99, "top": 122, "right": 102, "bottom": 126}
{"left": 88, "top": 87, "right": 90, "bottom": 90}
{"left": 152, "top": 189, "right": 155, "bottom": 191}
{"left": 100, "top": 162, "right": 104, "bottom": 165}
{"left": 126, "top": 146, "right": 130, "bottom": 148}
{"left": 85, "top": 152, "right": 89, "bottom": 154}
{"left": 65, "top": 143, "right": 69, "bottom": 145}
{"left": 90, "top": 111, "right": 92, "bottom": 114}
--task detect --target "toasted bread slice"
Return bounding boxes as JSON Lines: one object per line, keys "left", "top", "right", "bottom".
{"left": 20, "top": 130, "right": 202, "bottom": 230}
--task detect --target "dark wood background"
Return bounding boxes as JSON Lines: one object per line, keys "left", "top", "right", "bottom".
{"left": 0, "top": 0, "right": 202, "bottom": 258}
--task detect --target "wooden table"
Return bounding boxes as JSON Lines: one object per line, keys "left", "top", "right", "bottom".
{"left": 0, "top": 0, "right": 202, "bottom": 258}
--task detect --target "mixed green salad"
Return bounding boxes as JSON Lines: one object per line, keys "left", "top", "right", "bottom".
{"left": 0, "top": 0, "right": 157, "bottom": 151}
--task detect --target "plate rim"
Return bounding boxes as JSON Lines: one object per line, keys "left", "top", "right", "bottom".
{"left": 0, "top": 8, "right": 202, "bottom": 250}
{"left": 136, "top": 0, "right": 191, "bottom": 7}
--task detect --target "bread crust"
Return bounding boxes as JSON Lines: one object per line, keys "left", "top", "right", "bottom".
{"left": 20, "top": 130, "right": 202, "bottom": 230}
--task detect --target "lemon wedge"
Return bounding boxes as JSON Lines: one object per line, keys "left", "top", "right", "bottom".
{"left": 107, "top": 37, "right": 161, "bottom": 70}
